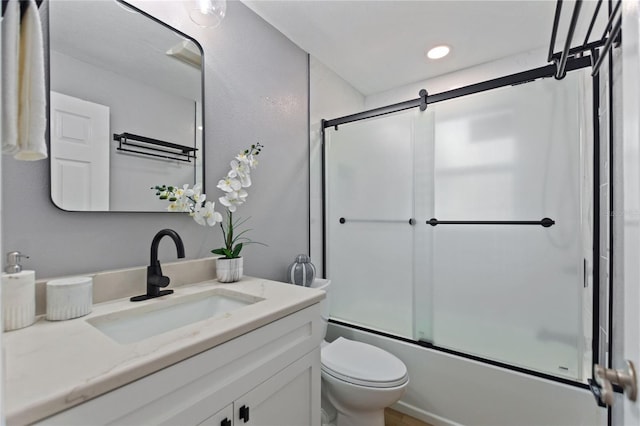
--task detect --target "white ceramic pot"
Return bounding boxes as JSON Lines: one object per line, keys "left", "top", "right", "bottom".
{"left": 46, "top": 276, "right": 93, "bottom": 321}
{"left": 216, "top": 257, "right": 243, "bottom": 283}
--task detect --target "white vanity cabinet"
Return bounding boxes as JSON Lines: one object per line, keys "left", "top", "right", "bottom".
{"left": 231, "top": 350, "right": 318, "bottom": 425}
{"left": 37, "top": 304, "right": 322, "bottom": 426}
{"left": 199, "top": 350, "right": 318, "bottom": 426}
{"left": 199, "top": 404, "right": 233, "bottom": 426}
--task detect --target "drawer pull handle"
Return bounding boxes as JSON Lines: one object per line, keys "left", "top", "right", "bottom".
{"left": 239, "top": 405, "right": 250, "bottom": 423}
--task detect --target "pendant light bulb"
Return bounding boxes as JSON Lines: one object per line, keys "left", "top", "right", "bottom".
{"left": 190, "top": 0, "right": 227, "bottom": 28}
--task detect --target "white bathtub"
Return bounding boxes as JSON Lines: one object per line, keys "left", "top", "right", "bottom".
{"left": 327, "top": 322, "right": 605, "bottom": 426}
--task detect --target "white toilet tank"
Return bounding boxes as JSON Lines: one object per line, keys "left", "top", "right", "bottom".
{"left": 309, "top": 278, "right": 331, "bottom": 339}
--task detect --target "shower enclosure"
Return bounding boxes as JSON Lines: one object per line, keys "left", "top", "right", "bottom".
{"left": 323, "top": 59, "right": 597, "bottom": 384}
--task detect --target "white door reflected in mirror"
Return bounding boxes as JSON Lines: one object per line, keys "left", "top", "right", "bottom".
{"left": 50, "top": 91, "right": 110, "bottom": 211}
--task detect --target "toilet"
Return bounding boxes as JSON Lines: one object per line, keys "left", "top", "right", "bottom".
{"left": 310, "top": 279, "right": 409, "bottom": 426}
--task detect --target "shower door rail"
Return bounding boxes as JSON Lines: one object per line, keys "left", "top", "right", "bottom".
{"left": 426, "top": 217, "right": 555, "bottom": 228}
{"left": 322, "top": 57, "right": 591, "bottom": 130}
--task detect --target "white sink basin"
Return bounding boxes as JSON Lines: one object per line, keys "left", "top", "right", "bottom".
{"left": 87, "top": 288, "right": 263, "bottom": 344}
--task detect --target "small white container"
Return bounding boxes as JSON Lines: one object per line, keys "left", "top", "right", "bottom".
{"left": 46, "top": 276, "right": 93, "bottom": 321}
{"left": 2, "top": 270, "right": 36, "bottom": 331}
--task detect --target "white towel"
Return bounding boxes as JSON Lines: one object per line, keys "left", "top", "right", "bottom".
{"left": 15, "top": 0, "right": 48, "bottom": 161}
{"left": 1, "top": 0, "right": 21, "bottom": 155}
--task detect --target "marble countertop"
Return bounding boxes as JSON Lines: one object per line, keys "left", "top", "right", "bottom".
{"left": 4, "top": 277, "right": 325, "bottom": 425}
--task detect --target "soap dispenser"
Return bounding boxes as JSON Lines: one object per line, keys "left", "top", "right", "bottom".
{"left": 2, "top": 251, "right": 36, "bottom": 331}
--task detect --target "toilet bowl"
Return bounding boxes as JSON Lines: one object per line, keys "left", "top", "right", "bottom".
{"left": 310, "top": 279, "right": 409, "bottom": 426}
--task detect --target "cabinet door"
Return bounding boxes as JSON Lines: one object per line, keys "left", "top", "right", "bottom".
{"left": 199, "top": 404, "right": 234, "bottom": 426}
{"left": 235, "top": 350, "right": 320, "bottom": 426}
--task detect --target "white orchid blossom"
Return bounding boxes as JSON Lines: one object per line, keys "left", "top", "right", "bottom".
{"left": 167, "top": 202, "right": 182, "bottom": 212}
{"left": 194, "top": 200, "right": 223, "bottom": 227}
{"left": 239, "top": 173, "right": 251, "bottom": 188}
{"left": 187, "top": 184, "right": 205, "bottom": 203}
{"left": 248, "top": 155, "right": 258, "bottom": 169}
{"left": 155, "top": 183, "right": 220, "bottom": 226}
{"left": 219, "top": 189, "right": 248, "bottom": 212}
{"left": 236, "top": 152, "right": 249, "bottom": 164}
{"left": 228, "top": 160, "right": 252, "bottom": 187}
{"left": 217, "top": 176, "right": 242, "bottom": 193}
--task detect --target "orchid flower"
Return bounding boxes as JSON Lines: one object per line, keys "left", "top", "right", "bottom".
{"left": 236, "top": 152, "right": 250, "bottom": 164}
{"left": 248, "top": 155, "right": 258, "bottom": 169}
{"left": 219, "top": 189, "right": 248, "bottom": 212}
{"left": 194, "top": 200, "right": 223, "bottom": 227}
{"left": 228, "top": 160, "right": 252, "bottom": 187}
{"left": 217, "top": 176, "right": 242, "bottom": 193}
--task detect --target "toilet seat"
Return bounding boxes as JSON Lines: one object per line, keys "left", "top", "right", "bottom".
{"left": 321, "top": 337, "right": 408, "bottom": 388}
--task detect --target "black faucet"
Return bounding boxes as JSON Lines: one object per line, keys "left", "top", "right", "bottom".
{"left": 131, "top": 229, "right": 185, "bottom": 302}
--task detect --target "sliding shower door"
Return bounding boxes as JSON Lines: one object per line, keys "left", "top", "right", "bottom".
{"left": 324, "top": 69, "right": 592, "bottom": 381}
{"left": 426, "top": 72, "right": 589, "bottom": 379}
{"left": 326, "top": 110, "right": 425, "bottom": 339}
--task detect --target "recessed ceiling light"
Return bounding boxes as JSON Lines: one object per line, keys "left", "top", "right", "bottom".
{"left": 427, "top": 45, "right": 451, "bottom": 60}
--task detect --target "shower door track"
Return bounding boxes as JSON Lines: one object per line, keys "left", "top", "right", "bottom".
{"left": 322, "top": 56, "right": 591, "bottom": 129}
{"left": 321, "top": 54, "right": 599, "bottom": 390}
{"left": 329, "top": 318, "right": 591, "bottom": 390}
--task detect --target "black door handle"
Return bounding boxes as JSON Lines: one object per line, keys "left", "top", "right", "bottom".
{"left": 239, "top": 405, "right": 250, "bottom": 423}
{"left": 220, "top": 418, "right": 231, "bottom": 426}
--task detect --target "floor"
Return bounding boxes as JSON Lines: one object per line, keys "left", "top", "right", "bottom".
{"left": 385, "top": 408, "right": 434, "bottom": 426}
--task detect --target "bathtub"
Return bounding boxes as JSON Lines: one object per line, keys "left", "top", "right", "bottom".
{"left": 327, "top": 322, "right": 605, "bottom": 426}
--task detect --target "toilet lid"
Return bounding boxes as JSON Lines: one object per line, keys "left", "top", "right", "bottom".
{"left": 321, "top": 337, "right": 408, "bottom": 388}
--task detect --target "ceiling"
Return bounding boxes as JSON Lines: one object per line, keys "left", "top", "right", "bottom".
{"left": 242, "top": 0, "right": 607, "bottom": 96}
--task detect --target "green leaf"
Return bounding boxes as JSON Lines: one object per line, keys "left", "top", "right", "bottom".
{"left": 223, "top": 249, "right": 234, "bottom": 258}
{"left": 211, "top": 248, "right": 226, "bottom": 255}
{"left": 159, "top": 195, "right": 168, "bottom": 200}
{"left": 232, "top": 243, "right": 243, "bottom": 257}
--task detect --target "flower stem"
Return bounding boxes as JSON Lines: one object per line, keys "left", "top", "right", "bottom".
{"left": 226, "top": 211, "right": 234, "bottom": 252}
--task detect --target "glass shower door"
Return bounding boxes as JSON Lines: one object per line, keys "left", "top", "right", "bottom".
{"left": 326, "top": 110, "right": 426, "bottom": 339}
{"left": 424, "top": 70, "right": 589, "bottom": 380}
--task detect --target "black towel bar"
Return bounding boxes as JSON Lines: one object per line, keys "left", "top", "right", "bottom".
{"left": 426, "top": 218, "right": 555, "bottom": 228}
{"left": 113, "top": 132, "right": 198, "bottom": 163}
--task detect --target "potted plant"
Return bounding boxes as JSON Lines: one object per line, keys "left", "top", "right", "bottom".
{"left": 153, "top": 143, "right": 263, "bottom": 282}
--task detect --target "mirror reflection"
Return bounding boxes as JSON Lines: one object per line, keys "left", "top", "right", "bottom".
{"left": 49, "top": 0, "right": 203, "bottom": 212}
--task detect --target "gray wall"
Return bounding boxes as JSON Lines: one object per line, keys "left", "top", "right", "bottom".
{"left": 2, "top": 0, "right": 309, "bottom": 281}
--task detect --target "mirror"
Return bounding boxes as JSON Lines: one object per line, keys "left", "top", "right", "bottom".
{"left": 48, "top": 0, "right": 204, "bottom": 212}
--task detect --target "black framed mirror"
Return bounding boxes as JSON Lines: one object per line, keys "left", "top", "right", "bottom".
{"left": 48, "top": 0, "right": 204, "bottom": 212}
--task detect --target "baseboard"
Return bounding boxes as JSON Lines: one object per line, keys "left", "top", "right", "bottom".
{"left": 391, "top": 401, "right": 464, "bottom": 426}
